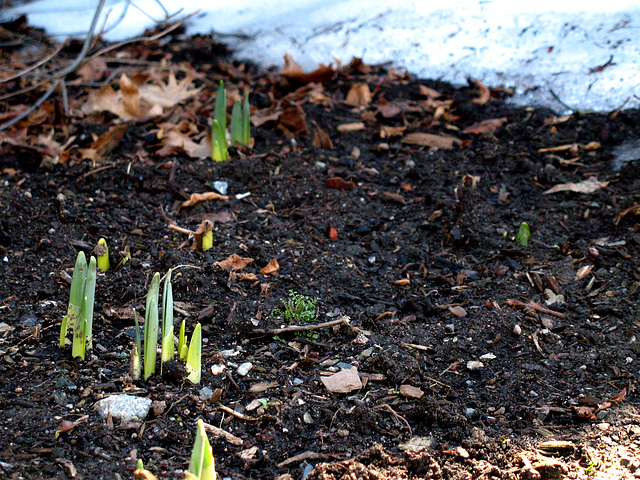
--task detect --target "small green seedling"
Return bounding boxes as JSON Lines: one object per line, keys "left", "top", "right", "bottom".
{"left": 95, "top": 238, "right": 110, "bottom": 272}
{"left": 211, "top": 81, "right": 229, "bottom": 162}
{"left": 161, "top": 269, "right": 174, "bottom": 373}
{"left": 270, "top": 290, "right": 319, "bottom": 340}
{"left": 60, "top": 251, "right": 97, "bottom": 360}
{"left": 515, "top": 222, "right": 531, "bottom": 247}
{"left": 144, "top": 273, "right": 160, "bottom": 380}
{"left": 230, "top": 93, "right": 251, "bottom": 148}
{"left": 185, "top": 323, "right": 202, "bottom": 384}
{"left": 186, "top": 419, "right": 217, "bottom": 480}
{"left": 178, "top": 319, "right": 188, "bottom": 361}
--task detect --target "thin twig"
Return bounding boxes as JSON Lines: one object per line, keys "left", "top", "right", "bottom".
{"left": 0, "top": 0, "right": 107, "bottom": 132}
{"left": 254, "top": 316, "right": 349, "bottom": 335}
{"left": 372, "top": 403, "right": 413, "bottom": 437}
{"left": 0, "top": 39, "right": 67, "bottom": 84}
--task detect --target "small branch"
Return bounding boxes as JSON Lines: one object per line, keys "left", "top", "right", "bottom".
{"left": 0, "top": 39, "right": 67, "bottom": 84}
{"left": 505, "top": 299, "right": 566, "bottom": 319}
{"left": 168, "top": 224, "right": 193, "bottom": 236}
{"left": 372, "top": 403, "right": 412, "bottom": 438}
{"left": 254, "top": 316, "right": 349, "bottom": 335}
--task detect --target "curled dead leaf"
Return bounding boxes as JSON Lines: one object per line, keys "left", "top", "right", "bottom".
{"left": 543, "top": 177, "right": 608, "bottom": 195}
{"left": 345, "top": 83, "right": 372, "bottom": 106}
{"left": 312, "top": 127, "right": 334, "bottom": 150}
{"left": 260, "top": 259, "right": 280, "bottom": 275}
{"left": 179, "top": 192, "right": 228, "bottom": 209}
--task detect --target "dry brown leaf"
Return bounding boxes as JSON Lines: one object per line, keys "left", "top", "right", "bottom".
{"left": 337, "top": 122, "right": 365, "bottom": 132}
{"left": 543, "top": 177, "right": 608, "bottom": 195}
{"left": 280, "top": 54, "right": 336, "bottom": 84}
{"left": 312, "top": 127, "right": 334, "bottom": 149}
{"left": 156, "top": 130, "right": 210, "bottom": 159}
{"left": 380, "top": 125, "right": 406, "bottom": 138}
{"left": 576, "top": 265, "right": 593, "bottom": 280}
{"left": 379, "top": 192, "right": 406, "bottom": 205}
{"left": 238, "top": 273, "right": 259, "bottom": 281}
{"left": 78, "top": 124, "right": 127, "bottom": 162}
{"left": 82, "top": 72, "right": 200, "bottom": 121}
{"left": 377, "top": 102, "right": 402, "bottom": 118}
{"left": 277, "top": 105, "right": 309, "bottom": 138}
{"left": 402, "top": 132, "right": 459, "bottom": 149}
{"left": 419, "top": 85, "right": 442, "bottom": 98}
{"left": 192, "top": 220, "right": 213, "bottom": 251}
{"left": 345, "top": 83, "right": 372, "bottom": 106}
{"left": 462, "top": 117, "right": 508, "bottom": 135}
{"left": 217, "top": 254, "right": 254, "bottom": 271}
{"left": 394, "top": 278, "right": 410, "bottom": 286}
{"left": 326, "top": 177, "right": 355, "bottom": 190}
{"left": 281, "top": 53, "right": 305, "bottom": 77}
{"left": 471, "top": 78, "right": 490, "bottom": 104}
{"left": 249, "top": 381, "right": 279, "bottom": 393}
{"left": 179, "top": 192, "right": 229, "bottom": 209}
{"left": 77, "top": 57, "right": 108, "bottom": 82}
{"left": 260, "top": 259, "right": 280, "bottom": 275}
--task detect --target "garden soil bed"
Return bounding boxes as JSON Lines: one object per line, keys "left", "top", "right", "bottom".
{"left": 1, "top": 16, "right": 640, "bottom": 480}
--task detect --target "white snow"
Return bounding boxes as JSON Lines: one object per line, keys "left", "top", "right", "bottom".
{"left": 3, "top": 0, "right": 640, "bottom": 113}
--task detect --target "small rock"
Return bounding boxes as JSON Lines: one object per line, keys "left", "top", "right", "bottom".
{"left": 399, "top": 384, "right": 424, "bottom": 399}
{"left": 449, "top": 306, "right": 467, "bottom": 317}
{"left": 303, "top": 412, "right": 314, "bottom": 424}
{"left": 513, "top": 324, "right": 522, "bottom": 336}
{"left": 465, "top": 408, "right": 476, "bottom": 419}
{"left": 479, "top": 353, "right": 496, "bottom": 361}
{"left": 445, "top": 323, "right": 456, "bottom": 333}
{"left": 210, "top": 364, "right": 226, "bottom": 375}
{"left": 152, "top": 400, "right": 166, "bottom": 417}
{"left": 336, "top": 429, "right": 350, "bottom": 438}
{"left": 321, "top": 367, "right": 362, "bottom": 393}
{"left": 94, "top": 394, "right": 152, "bottom": 423}
{"left": 212, "top": 180, "right": 228, "bottom": 195}
{"left": 467, "top": 360, "right": 484, "bottom": 371}
{"left": 199, "top": 387, "right": 213, "bottom": 401}
{"left": 236, "top": 362, "right": 253, "bottom": 376}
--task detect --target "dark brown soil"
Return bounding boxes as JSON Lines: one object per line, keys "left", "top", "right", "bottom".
{"left": 1, "top": 18, "right": 640, "bottom": 480}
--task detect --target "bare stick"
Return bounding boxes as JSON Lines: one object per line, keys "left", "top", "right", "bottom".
{"left": 0, "top": 39, "right": 67, "bottom": 84}
{"left": 254, "top": 316, "right": 349, "bottom": 335}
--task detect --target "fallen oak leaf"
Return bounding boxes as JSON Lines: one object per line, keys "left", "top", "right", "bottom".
{"left": 179, "top": 192, "right": 228, "bottom": 209}
{"left": 78, "top": 124, "right": 128, "bottom": 162}
{"left": 217, "top": 254, "right": 254, "bottom": 271}
{"left": 156, "top": 130, "right": 210, "bottom": 159}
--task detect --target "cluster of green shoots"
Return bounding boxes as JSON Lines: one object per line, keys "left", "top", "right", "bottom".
{"left": 271, "top": 290, "right": 319, "bottom": 341}
{"left": 59, "top": 242, "right": 202, "bottom": 383}
{"left": 59, "top": 238, "right": 110, "bottom": 360}
{"left": 132, "top": 269, "right": 202, "bottom": 384}
{"left": 211, "top": 81, "right": 251, "bottom": 162}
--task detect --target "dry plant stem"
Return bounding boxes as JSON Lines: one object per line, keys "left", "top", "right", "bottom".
{"left": 371, "top": 403, "right": 413, "bottom": 438}
{"left": 168, "top": 224, "right": 194, "bottom": 235}
{"left": 0, "top": 39, "right": 67, "bottom": 84}
{"left": 0, "top": 0, "right": 107, "bottom": 132}
{"left": 257, "top": 317, "right": 348, "bottom": 335}
{"left": 201, "top": 422, "right": 243, "bottom": 446}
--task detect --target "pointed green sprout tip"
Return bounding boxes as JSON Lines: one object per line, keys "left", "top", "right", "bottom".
{"left": 96, "top": 238, "right": 110, "bottom": 272}
{"left": 62, "top": 251, "right": 87, "bottom": 349}
{"left": 186, "top": 323, "right": 202, "bottom": 384}
{"left": 230, "top": 99, "right": 243, "bottom": 147}
{"left": 161, "top": 269, "right": 175, "bottom": 371}
{"left": 214, "top": 80, "right": 226, "bottom": 132}
{"left": 136, "top": 459, "right": 144, "bottom": 470}
{"left": 144, "top": 273, "right": 160, "bottom": 379}
{"left": 187, "top": 419, "right": 216, "bottom": 480}
{"left": 202, "top": 231, "right": 213, "bottom": 252}
{"left": 178, "top": 319, "right": 188, "bottom": 361}
{"left": 515, "top": 222, "right": 531, "bottom": 247}
{"left": 242, "top": 92, "right": 251, "bottom": 146}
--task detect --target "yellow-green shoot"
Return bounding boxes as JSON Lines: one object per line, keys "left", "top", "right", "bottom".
{"left": 144, "top": 273, "right": 160, "bottom": 380}
{"left": 230, "top": 92, "right": 251, "bottom": 147}
{"left": 211, "top": 81, "right": 228, "bottom": 162}
{"left": 515, "top": 222, "right": 531, "bottom": 247}
{"left": 201, "top": 231, "right": 213, "bottom": 252}
{"left": 178, "top": 319, "right": 188, "bottom": 361}
{"left": 185, "top": 419, "right": 216, "bottom": 480}
{"left": 60, "top": 251, "right": 97, "bottom": 360}
{"left": 95, "top": 238, "right": 109, "bottom": 272}
{"left": 161, "top": 269, "right": 174, "bottom": 373}
{"left": 185, "top": 323, "right": 202, "bottom": 384}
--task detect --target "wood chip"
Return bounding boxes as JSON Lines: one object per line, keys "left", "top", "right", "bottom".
{"left": 401, "top": 132, "right": 459, "bottom": 149}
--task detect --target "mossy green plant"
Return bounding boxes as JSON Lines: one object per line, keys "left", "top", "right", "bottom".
{"left": 270, "top": 290, "right": 319, "bottom": 340}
